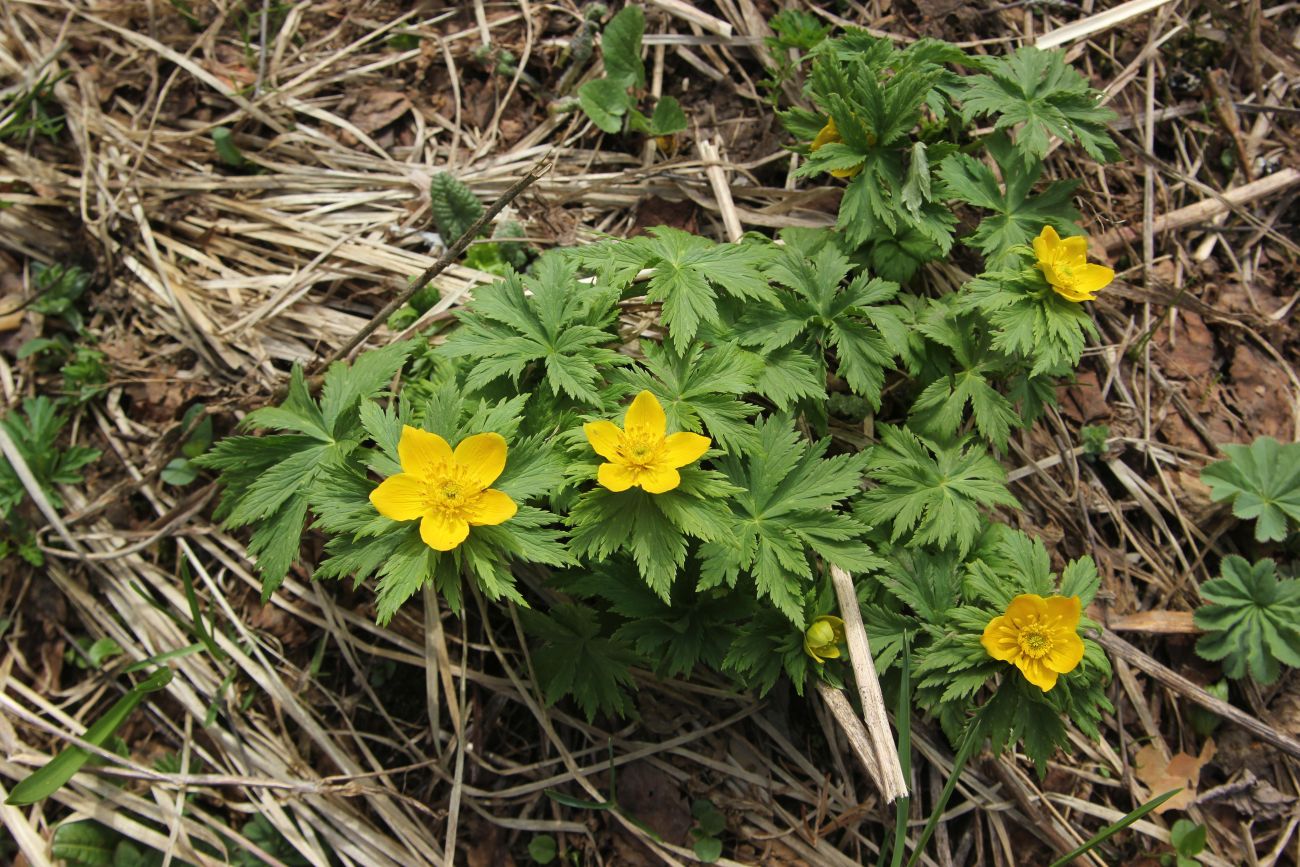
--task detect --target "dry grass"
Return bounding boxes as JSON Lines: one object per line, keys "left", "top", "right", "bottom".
{"left": 0, "top": 0, "right": 1297, "bottom": 864}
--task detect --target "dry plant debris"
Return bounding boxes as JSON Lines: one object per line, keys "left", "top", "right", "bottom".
{"left": 0, "top": 0, "right": 1297, "bottom": 865}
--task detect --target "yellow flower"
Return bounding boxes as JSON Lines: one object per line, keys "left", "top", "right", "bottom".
{"left": 981, "top": 594, "right": 1085, "bottom": 692}
{"left": 1032, "top": 225, "right": 1114, "bottom": 303}
{"left": 584, "top": 390, "right": 711, "bottom": 494}
{"left": 804, "top": 615, "right": 846, "bottom": 663}
{"left": 369, "top": 425, "right": 517, "bottom": 552}
{"left": 810, "top": 117, "right": 862, "bottom": 179}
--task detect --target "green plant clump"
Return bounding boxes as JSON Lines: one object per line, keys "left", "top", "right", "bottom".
{"left": 202, "top": 20, "right": 1130, "bottom": 780}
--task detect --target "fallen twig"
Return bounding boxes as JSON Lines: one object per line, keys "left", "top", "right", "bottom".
{"left": 1095, "top": 631, "right": 1300, "bottom": 761}
{"left": 830, "top": 564, "right": 909, "bottom": 802}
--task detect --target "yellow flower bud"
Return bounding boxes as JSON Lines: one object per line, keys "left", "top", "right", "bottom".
{"left": 804, "top": 615, "right": 846, "bottom": 663}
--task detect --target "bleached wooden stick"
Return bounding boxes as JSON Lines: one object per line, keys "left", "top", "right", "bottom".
{"left": 645, "top": 0, "right": 733, "bottom": 37}
{"left": 816, "top": 681, "right": 886, "bottom": 788}
{"left": 829, "top": 565, "right": 909, "bottom": 801}
{"left": 1094, "top": 167, "right": 1299, "bottom": 252}
{"left": 1035, "top": 0, "right": 1175, "bottom": 50}
{"left": 699, "top": 137, "right": 744, "bottom": 243}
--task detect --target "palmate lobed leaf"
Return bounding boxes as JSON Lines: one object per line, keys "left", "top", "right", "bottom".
{"left": 442, "top": 256, "right": 624, "bottom": 404}
{"left": 1194, "top": 556, "right": 1300, "bottom": 683}
{"left": 518, "top": 603, "right": 641, "bottom": 721}
{"left": 959, "top": 46, "right": 1119, "bottom": 164}
{"left": 569, "top": 469, "right": 735, "bottom": 601}
{"left": 1201, "top": 437, "right": 1300, "bottom": 542}
{"left": 703, "top": 414, "right": 872, "bottom": 626}
{"left": 737, "top": 237, "right": 902, "bottom": 409}
{"left": 860, "top": 424, "right": 1021, "bottom": 556}
{"left": 939, "top": 131, "right": 1083, "bottom": 267}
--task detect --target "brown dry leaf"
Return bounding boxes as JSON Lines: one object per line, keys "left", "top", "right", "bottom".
{"left": 1057, "top": 368, "right": 1111, "bottom": 425}
{"left": 1135, "top": 739, "right": 1216, "bottom": 812}
{"left": 1156, "top": 311, "right": 1216, "bottom": 381}
{"left": 339, "top": 90, "right": 413, "bottom": 135}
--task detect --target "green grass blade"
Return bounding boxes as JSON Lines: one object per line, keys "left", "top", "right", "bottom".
{"left": 905, "top": 710, "right": 983, "bottom": 867}
{"left": 891, "top": 631, "right": 912, "bottom": 867}
{"left": 6, "top": 668, "right": 173, "bottom": 805}
{"left": 1046, "top": 789, "right": 1182, "bottom": 867}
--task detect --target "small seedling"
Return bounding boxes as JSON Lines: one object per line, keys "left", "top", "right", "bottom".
{"left": 1162, "top": 818, "right": 1207, "bottom": 866}
{"left": 690, "top": 799, "right": 725, "bottom": 862}
{"left": 1080, "top": 423, "right": 1110, "bottom": 457}
{"left": 162, "top": 404, "right": 215, "bottom": 487}
{"left": 528, "top": 834, "right": 557, "bottom": 864}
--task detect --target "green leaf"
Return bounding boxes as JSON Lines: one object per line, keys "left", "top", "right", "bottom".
{"left": 373, "top": 531, "right": 438, "bottom": 624}
{"left": 860, "top": 425, "right": 1020, "bottom": 556}
{"left": 693, "top": 837, "right": 723, "bottom": 863}
{"left": 569, "top": 571, "right": 743, "bottom": 677}
{"left": 634, "top": 227, "right": 775, "bottom": 349}
{"left": 955, "top": 266, "right": 1096, "bottom": 378}
{"left": 528, "top": 835, "right": 558, "bottom": 864}
{"left": 569, "top": 487, "right": 697, "bottom": 600}
{"left": 601, "top": 5, "right": 645, "bottom": 89}
{"left": 7, "top": 668, "right": 173, "bottom": 805}
{"left": 212, "top": 127, "right": 245, "bottom": 167}
{"left": 430, "top": 171, "right": 484, "bottom": 242}
{"left": 0, "top": 396, "right": 101, "bottom": 516}
{"left": 646, "top": 96, "right": 687, "bottom": 136}
{"left": 578, "top": 78, "right": 632, "bottom": 133}
{"left": 1194, "top": 556, "right": 1300, "bottom": 684}
{"left": 737, "top": 237, "right": 900, "bottom": 408}
{"left": 318, "top": 339, "right": 414, "bottom": 434}
{"left": 704, "top": 414, "right": 874, "bottom": 626}
{"left": 441, "top": 254, "right": 624, "bottom": 404}
{"left": 939, "top": 132, "right": 1083, "bottom": 266}
{"left": 1201, "top": 437, "right": 1300, "bottom": 542}
{"left": 723, "top": 608, "right": 808, "bottom": 696}
{"left": 1170, "top": 819, "right": 1207, "bottom": 857}
{"left": 961, "top": 46, "right": 1119, "bottom": 164}
{"left": 519, "top": 603, "right": 641, "bottom": 720}
{"left": 52, "top": 821, "right": 119, "bottom": 867}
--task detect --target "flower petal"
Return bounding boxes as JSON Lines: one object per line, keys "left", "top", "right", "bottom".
{"left": 454, "top": 432, "right": 508, "bottom": 488}
{"left": 1039, "top": 261, "right": 1070, "bottom": 290}
{"left": 1004, "top": 594, "right": 1047, "bottom": 629}
{"left": 638, "top": 465, "right": 681, "bottom": 494}
{"left": 1057, "top": 234, "right": 1089, "bottom": 264}
{"left": 660, "top": 431, "right": 711, "bottom": 468}
{"left": 597, "top": 462, "right": 637, "bottom": 492}
{"left": 1017, "top": 656, "right": 1059, "bottom": 692}
{"left": 1046, "top": 631, "right": 1085, "bottom": 675}
{"left": 1044, "top": 595, "right": 1082, "bottom": 629}
{"left": 1073, "top": 263, "right": 1114, "bottom": 295}
{"left": 981, "top": 616, "right": 1021, "bottom": 662}
{"left": 466, "top": 488, "right": 517, "bottom": 527}
{"left": 369, "top": 474, "right": 428, "bottom": 521}
{"left": 1033, "top": 225, "right": 1061, "bottom": 262}
{"left": 811, "top": 118, "right": 840, "bottom": 152}
{"left": 624, "top": 390, "right": 666, "bottom": 439}
{"left": 398, "top": 426, "right": 452, "bottom": 478}
{"left": 1052, "top": 283, "right": 1098, "bottom": 304}
{"left": 584, "top": 420, "right": 624, "bottom": 461}
{"left": 420, "top": 511, "right": 469, "bottom": 551}
{"left": 816, "top": 644, "right": 841, "bottom": 659}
